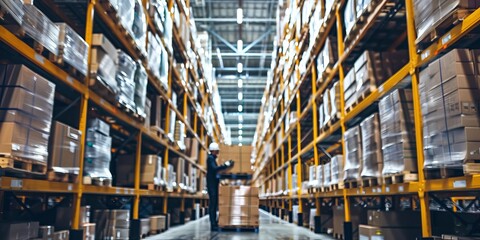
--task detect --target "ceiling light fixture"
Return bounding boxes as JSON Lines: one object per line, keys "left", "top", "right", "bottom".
{"left": 238, "top": 79, "right": 243, "bottom": 88}
{"left": 238, "top": 92, "right": 243, "bottom": 100}
{"left": 238, "top": 104, "right": 243, "bottom": 112}
{"left": 237, "top": 8, "right": 243, "bottom": 24}
{"left": 237, "top": 39, "right": 243, "bottom": 53}
{"left": 238, "top": 114, "right": 243, "bottom": 122}
{"left": 237, "top": 62, "right": 243, "bottom": 73}
{"left": 239, "top": 123, "right": 243, "bottom": 129}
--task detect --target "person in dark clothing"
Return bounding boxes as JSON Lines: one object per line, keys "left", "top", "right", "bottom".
{"left": 206, "top": 142, "right": 233, "bottom": 231}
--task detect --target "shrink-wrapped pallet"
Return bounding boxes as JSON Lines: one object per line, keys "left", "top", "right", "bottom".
{"left": 116, "top": 50, "right": 137, "bottom": 112}
{"left": 134, "top": 62, "right": 148, "bottom": 118}
{"left": 56, "top": 23, "right": 89, "bottom": 76}
{"left": 84, "top": 118, "right": 112, "bottom": 182}
{"left": 21, "top": 4, "right": 59, "bottom": 55}
{"left": 344, "top": 126, "right": 362, "bottom": 181}
{"left": 330, "top": 155, "right": 344, "bottom": 185}
{"left": 360, "top": 113, "right": 383, "bottom": 178}
{"left": 324, "top": 161, "right": 331, "bottom": 187}
{"left": 0, "top": 0, "right": 24, "bottom": 24}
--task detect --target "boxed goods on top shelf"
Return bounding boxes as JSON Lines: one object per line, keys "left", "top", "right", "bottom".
{"left": 413, "top": 0, "right": 480, "bottom": 44}
{"left": 420, "top": 48, "right": 480, "bottom": 174}
{"left": 147, "top": 31, "right": 169, "bottom": 90}
{"left": 379, "top": 89, "right": 417, "bottom": 176}
{"left": 344, "top": 50, "right": 408, "bottom": 110}
{"left": 148, "top": 0, "right": 173, "bottom": 51}
{"left": 0, "top": 65, "right": 55, "bottom": 166}
{"left": 359, "top": 113, "right": 383, "bottom": 179}
{"left": 116, "top": 50, "right": 137, "bottom": 112}
{"left": 84, "top": 118, "right": 112, "bottom": 186}
{"left": 344, "top": 125, "right": 362, "bottom": 181}
{"left": 55, "top": 23, "right": 89, "bottom": 76}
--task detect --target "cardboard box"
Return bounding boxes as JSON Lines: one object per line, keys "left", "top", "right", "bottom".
{"left": 150, "top": 96, "right": 163, "bottom": 132}
{"left": 91, "top": 34, "right": 117, "bottom": 60}
{"left": 367, "top": 210, "right": 421, "bottom": 228}
{"left": 218, "top": 215, "right": 259, "bottom": 226}
{"left": 185, "top": 137, "right": 199, "bottom": 161}
{"left": 219, "top": 145, "right": 253, "bottom": 174}
{"left": 116, "top": 155, "right": 161, "bottom": 186}
{"left": 219, "top": 205, "right": 259, "bottom": 217}
{"left": 219, "top": 196, "right": 260, "bottom": 206}
{"left": 49, "top": 121, "right": 82, "bottom": 171}
{"left": 359, "top": 224, "right": 421, "bottom": 240}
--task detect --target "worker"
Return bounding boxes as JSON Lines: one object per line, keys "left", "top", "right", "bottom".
{"left": 206, "top": 142, "right": 233, "bottom": 231}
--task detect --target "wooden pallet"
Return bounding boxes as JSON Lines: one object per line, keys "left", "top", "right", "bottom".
{"left": 344, "top": 0, "right": 383, "bottom": 45}
{"left": 218, "top": 225, "right": 259, "bottom": 232}
{"left": 346, "top": 88, "right": 373, "bottom": 113}
{"left": 321, "top": 116, "right": 340, "bottom": 131}
{"left": 334, "top": 232, "right": 344, "bottom": 240}
{"left": 117, "top": 98, "right": 136, "bottom": 116}
{"left": 382, "top": 172, "right": 418, "bottom": 185}
{"left": 47, "top": 170, "right": 79, "bottom": 183}
{"left": 0, "top": 155, "right": 47, "bottom": 175}
{"left": 48, "top": 51, "right": 87, "bottom": 81}
{"left": 147, "top": 184, "right": 166, "bottom": 191}
{"left": 360, "top": 177, "right": 381, "bottom": 188}
{"left": 416, "top": 8, "right": 475, "bottom": 49}
{"left": 328, "top": 182, "right": 345, "bottom": 191}
{"left": 344, "top": 180, "right": 359, "bottom": 189}
{"left": 83, "top": 176, "right": 112, "bottom": 186}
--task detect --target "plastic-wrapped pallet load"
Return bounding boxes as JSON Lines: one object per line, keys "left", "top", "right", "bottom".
{"left": 147, "top": 32, "right": 162, "bottom": 78}
{"left": 134, "top": 62, "right": 148, "bottom": 118}
{"left": 379, "top": 89, "right": 417, "bottom": 175}
{"left": 117, "top": 0, "right": 135, "bottom": 35}
{"left": 0, "top": 0, "right": 24, "bottom": 24}
{"left": 420, "top": 49, "right": 480, "bottom": 174}
{"left": 116, "top": 50, "right": 137, "bottom": 112}
{"left": 329, "top": 82, "right": 341, "bottom": 120}
{"left": 0, "top": 65, "right": 55, "bottom": 165}
{"left": 355, "top": 0, "right": 372, "bottom": 19}
{"left": 343, "top": 0, "right": 356, "bottom": 38}
{"left": 93, "top": 209, "right": 130, "bottom": 240}
{"left": 167, "top": 92, "right": 177, "bottom": 141}
{"left": 218, "top": 185, "right": 259, "bottom": 227}
{"left": 20, "top": 3, "right": 59, "bottom": 55}
{"left": 330, "top": 155, "right": 344, "bottom": 186}
{"left": 413, "top": 0, "right": 480, "bottom": 44}
{"left": 360, "top": 113, "right": 383, "bottom": 178}
{"left": 324, "top": 161, "right": 331, "bottom": 187}
{"left": 308, "top": 165, "right": 316, "bottom": 187}
{"left": 316, "top": 164, "right": 323, "bottom": 188}
{"left": 344, "top": 68, "right": 357, "bottom": 110}
{"left": 316, "top": 37, "right": 338, "bottom": 77}
{"left": 90, "top": 34, "right": 119, "bottom": 101}
{"left": 132, "top": 0, "right": 147, "bottom": 52}
{"left": 84, "top": 119, "right": 112, "bottom": 185}
{"left": 56, "top": 23, "right": 89, "bottom": 76}
{"left": 344, "top": 126, "right": 362, "bottom": 181}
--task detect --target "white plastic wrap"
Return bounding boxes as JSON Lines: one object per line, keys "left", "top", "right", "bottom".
{"left": 344, "top": 126, "right": 362, "bottom": 181}
{"left": 413, "top": 0, "right": 479, "bottom": 43}
{"left": 118, "top": 0, "right": 135, "bottom": 35}
{"left": 308, "top": 165, "right": 316, "bottom": 187}
{"left": 317, "top": 37, "right": 337, "bottom": 76}
{"left": 420, "top": 49, "right": 480, "bottom": 168}
{"left": 116, "top": 51, "right": 137, "bottom": 111}
{"left": 323, "top": 162, "right": 331, "bottom": 187}
{"left": 360, "top": 113, "right": 383, "bottom": 178}
{"left": 84, "top": 130, "right": 112, "bottom": 180}
{"left": 329, "top": 81, "right": 341, "bottom": 120}
{"left": 356, "top": 0, "right": 372, "bottom": 19}
{"left": 159, "top": 41, "right": 169, "bottom": 90}
{"left": 132, "top": 0, "right": 147, "bottom": 52}
{"left": 343, "top": 0, "right": 356, "bottom": 38}
{"left": 330, "top": 155, "right": 344, "bottom": 185}
{"left": 22, "top": 4, "right": 59, "bottom": 55}
{"left": 134, "top": 62, "right": 148, "bottom": 118}
{"left": 316, "top": 165, "right": 323, "bottom": 188}
{"left": 379, "top": 89, "right": 417, "bottom": 175}
{"left": 0, "top": 0, "right": 24, "bottom": 24}
{"left": 57, "top": 23, "right": 89, "bottom": 76}
{"left": 325, "top": 0, "right": 335, "bottom": 17}
{"left": 0, "top": 65, "right": 55, "bottom": 163}
{"left": 147, "top": 32, "right": 161, "bottom": 78}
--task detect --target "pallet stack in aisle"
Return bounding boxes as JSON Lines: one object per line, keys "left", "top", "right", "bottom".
{"left": 218, "top": 185, "right": 259, "bottom": 231}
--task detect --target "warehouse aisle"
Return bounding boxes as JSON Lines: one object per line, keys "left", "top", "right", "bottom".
{"left": 147, "top": 209, "right": 334, "bottom": 240}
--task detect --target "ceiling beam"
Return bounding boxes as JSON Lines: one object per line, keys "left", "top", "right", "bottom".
{"left": 204, "top": 29, "right": 237, "bottom": 53}
{"left": 243, "top": 30, "right": 273, "bottom": 53}
{"left": 215, "top": 67, "right": 270, "bottom": 71}
{"left": 218, "top": 52, "right": 272, "bottom": 57}
{"left": 195, "top": 18, "right": 276, "bottom": 23}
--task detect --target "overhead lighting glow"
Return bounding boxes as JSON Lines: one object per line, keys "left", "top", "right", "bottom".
{"left": 238, "top": 136, "right": 243, "bottom": 141}
{"left": 239, "top": 123, "right": 243, "bottom": 129}
{"left": 239, "top": 130, "right": 243, "bottom": 135}
{"left": 238, "top": 104, "right": 243, "bottom": 112}
{"left": 237, "top": 62, "right": 243, "bottom": 73}
{"left": 238, "top": 115, "right": 243, "bottom": 122}
{"left": 237, "top": 39, "right": 243, "bottom": 53}
{"left": 238, "top": 79, "right": 243, "bottom": 88}
{"left": 238, "top": 92, "right": 243, "bottom": 100}
{"left": 237, "top": 8, "right": 243, "bottom": 24}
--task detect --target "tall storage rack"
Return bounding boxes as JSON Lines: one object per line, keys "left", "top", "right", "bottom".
{"left": 0, "top": 0, "right": 221, "bottom": 238}
{"left": 253, "top": 0, "right": 480, "bottom": 239}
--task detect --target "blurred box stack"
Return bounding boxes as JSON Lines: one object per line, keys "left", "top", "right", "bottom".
{"left": 54, "top": 23, "right": 89, "bottom": 76}
{"left": 90, "top": 34, "right": 119, "bottom": 102}
{"left": 0, "top": 221, "right": 39, "bottom": 239}
{"left": 149, "top": 215, "right": 166, "bottom": 234}
{"left": 359, "top": 113, "right": 383, "bottom": 180}
{"left": 116, "top": 50, "right": 137, "bottom": 113}
{"left": 134, "top": 62, "right": 148, "bottom": 119}
{"left": 0, "top": 65, "right": 55, "bottom": 172}
{"left": 116, "top": 155, "right": 162, "bottom": 187}
{"left": 308, "top": 165, "right": 316, "bottom": 188}
{"left": 343, "top": 126, "right": 362, "bottom": 181}
{"left": 219, "top": 186, "right": 259, "bottom": 227}
{"left": 324, "top": 161, "right": 332, "bottom": 188}
{"left": 167, "top": 92, "right": 177, "bottom": 142}
{"left": 420, "top": 49, "right": 480, "bottom": 176}
{"left": 174, "top": 120, "right": 186, "bottom": 150}
{"left": 148, "top": 0, "right": 173, "bottom": 51}
{"left": 359, "top": 210, "right": 422, "bottom": 240}
{"left": 315, "top": 164, "right": 323, "bottom": 189}
{"left": 379, "top": 89, "right": 418, "bottom": 176}
{"left": 330, "top": 155, "right": 344, "bottom": 187}
{"left": 131, "top": 0, "right": 147, "bottom": 53}
{"left": 48, "top": 121, "right": 82, "bottom": 176}
{"left": 413, "top": 0, "right": 480, "bottom": 44}
{"left": 0, "top": 0, "right": 24, "bottom": 24}
{"left": 93, "top": 209, "right": 130, "bottom": 239}
{"left": 219, "top": 145, "right": 253, "bottom": 174}
{"left": 84, "top": 118, "right": 113, "bottom": 186}
{"left": 316, "top": 37, "right": 338, "bottom": 78}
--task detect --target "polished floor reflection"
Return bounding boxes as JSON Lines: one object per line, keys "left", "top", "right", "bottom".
{"left": 147, "top": 209, "right": 335, "bottom": 240}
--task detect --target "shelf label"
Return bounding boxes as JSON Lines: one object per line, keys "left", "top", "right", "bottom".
{"left": 372, "top": 188, "right": 377, "bottom": 193}
{"left": 34, "top": 53, "right": 44, "bottom": 64}
{"left": 386, "top": 187, "right": 390, "bottom": 193}
{"left": 453, "top": 180, "right": 467, "bottom": 188}
{"left": 116, "top": 188, "right": 121, "bottom": 194}
{"left": 421, "top": 50, "right": 430, "bottom": 61}
{"left": 442, "top": 33, "right": 452, "bottom": 45}
{"left": 66, "top": 76, "right": 74, "bottom": 84}
{"left": 377, "top": 187, "right": 382, "bottom": 193}
{"left": 68, "top": 184, "right": 73, "bottom": 191}
{"left": 378, "top": 86, "right": 384, "bottom": 94}
{"left": 100, "top": 99, "right": 106, "bottom": 106}
{"left": 398, "top": 186, "right": 404, "bottom": 192}
{"left": 11, "top": 179, "right": 22, "bottom": 188}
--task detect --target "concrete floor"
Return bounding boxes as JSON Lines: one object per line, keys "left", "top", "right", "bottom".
{"left": 147, "top": 209, "right": 335, "bottom": 240}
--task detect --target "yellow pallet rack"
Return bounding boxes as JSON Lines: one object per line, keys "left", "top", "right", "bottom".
{"left": 0, "top": 0, "right": 216, "bottom": 238}
{"left": 254, "top": 0, "right": 480, "bottom": 239}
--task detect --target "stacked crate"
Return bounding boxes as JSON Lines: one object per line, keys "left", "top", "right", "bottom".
{"left": 84, "top": 118, "right": 113, "bottom": 186}
{"left": 379, "top": 89, "right": 418, "bottom": 178}
{"left": 420, "top": 49, "right": 480, "bottom": 177}
{"left": 219, "top": 186, "right": 259, "bottom": 228}
{"left": 0, "top": 65, "right": 55, "bottom": 173}
{"left": 359, "top": 113, "right": 383, "bottom": 185}
{"left": 219, "top": 145, "right": 253, "bottom": 174}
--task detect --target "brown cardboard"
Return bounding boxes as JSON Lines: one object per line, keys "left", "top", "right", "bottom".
{"left": 359, "top": 224, "right": 421, "bottom": 240}
{"left": 367, "top": 210, "right": 421, "bottom": 228}
{"left": 185, "top": 137, "right": 199, "bottom": 161}
{"left": 116, "top": 155, "right": 161, "bottom": 186}
{"left": 150, "top": 96, "right": 163, "bottom": 131}
{"left": 218, "top": 215, "right": 259, "bottom": 226}
{"left": 219, "top": 205, "right": 259, "bottom": 217}
{"left": 91, "top": 34, "right": 117, "bottom": 61}
{"left": 49, "top": 121, "right": 82, "bottom": 170}
{"left": 219, "top": 145, "right": 253, "bottom": 174}
{"left": 444, "top": 89, "right": 480, "bottom": 116}
{"left": 219, "top": 196, "right": 260, "bottom": 206}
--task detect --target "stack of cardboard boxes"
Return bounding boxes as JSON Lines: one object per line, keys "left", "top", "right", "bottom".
{"left": 343, "top": 126, "right": 362, "bottom": 181}
{"left": 116, "top": 155, "right": 162, "bottom": 187}
{"left": 359, "top": 211, "right": 421, "bottom": 240}
{"left": 420, "top": 49, "right": 480, "bottom": 171}
{"left": 48, "top": 121, "right": 82, "bottom": 176}
{"left": 359, "top": 113, "right": 383, "bottom": 180}
{"left": 219, "top": 145, "right": 253, "bottom": 174}
{"left": 218, "top": 186, "right": 259, "bottom": 227}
